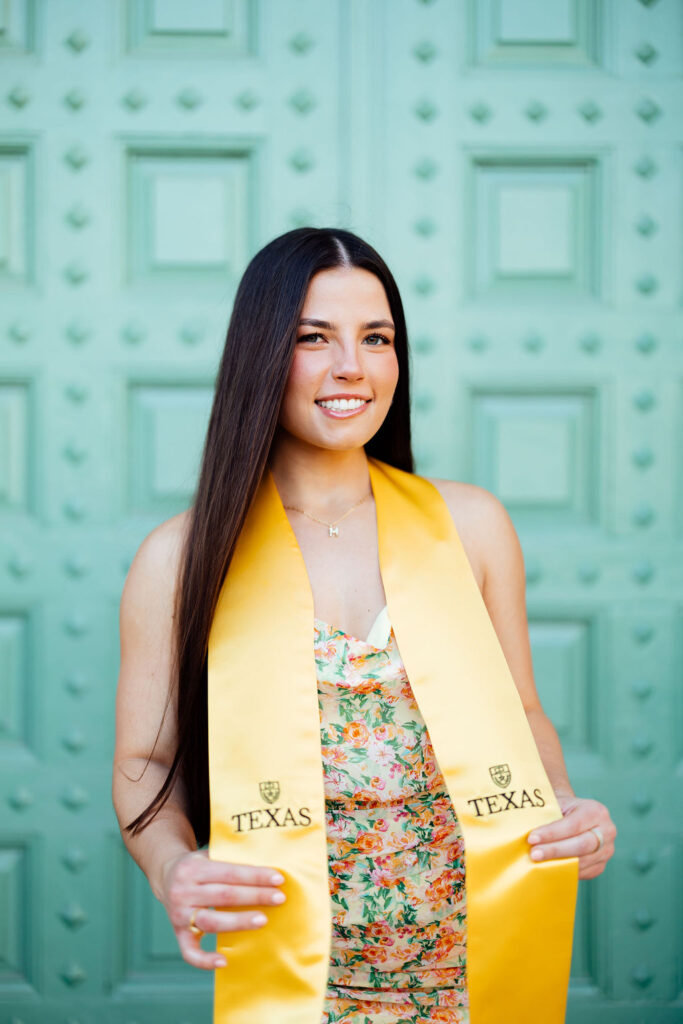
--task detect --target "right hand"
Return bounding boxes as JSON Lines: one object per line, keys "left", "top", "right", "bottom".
{"left": 159, "top": 848, "right": 287, "bottom": 971}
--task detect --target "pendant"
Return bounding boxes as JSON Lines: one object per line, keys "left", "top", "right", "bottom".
{"left": 328, "top": 525, "right": 339, "bottom": 537}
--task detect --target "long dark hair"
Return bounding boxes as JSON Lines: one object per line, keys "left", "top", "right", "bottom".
{"left": 123, "top": 227, "right": 415, "bottom": 848}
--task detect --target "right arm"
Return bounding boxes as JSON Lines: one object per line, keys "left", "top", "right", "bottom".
{"left": 111, "top": 512, "right": 287, "bottom": 971}
{"left": 112, "top": 511, "right": 196, "bottom": 900}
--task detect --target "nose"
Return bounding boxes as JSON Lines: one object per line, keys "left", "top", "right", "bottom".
{"left": 331, "top": 339, "right": 364, "bottom": 379}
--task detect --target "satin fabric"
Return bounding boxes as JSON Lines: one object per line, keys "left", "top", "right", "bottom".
{"left": 207, "top": 455, "right": 578, "bottom": 1023}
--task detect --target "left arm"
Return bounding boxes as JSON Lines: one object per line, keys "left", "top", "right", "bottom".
{"left": 436, "top": 480, "right": 617, "bottom": 881}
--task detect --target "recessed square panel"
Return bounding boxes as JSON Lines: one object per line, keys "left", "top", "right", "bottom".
{"left": 498, "top": 185, "right": 574, "bottom": 275}
{"left": 152, "top": 174, "right": 229, "bottom": 266}
{"left": 569, "top": 876, "right": 595, "bottom": 984}
{"left": 676, "top": 377, "right": 683, "bottom": 540}
{"left": 0, "top": 611, "right": 32, "bottom": 755}
{"left": 470, "top": 388, "right": 600, "bottom": 525}
{"left": 126, "top": 382, "right": 213, "bottom": 513}
{"left": 498, "top": 0, "right": 574, "bottom": 42}
{"left": 466, "top": 155, "right": 604, "bottom": 301}
{"left": 109, "top": 835, "right": 199, "bottom": 991}
{"left": 125, "top": 0, "right": 253, "bottom": 56}
{"left": 0, "top": 146, "right": 35, "bottom": 287}
{"left": 467, "top": 0, "right": 603, "bottom": 68}
{"left": 0, "top": 838, "right": 35, "bottom": 988}
{"left": 529, "top": 615, "right": 595, "bottom": 752}
{"left": 0, "top": 0, "right": 36, "bottom": 55}
{"left": 125, "top": 143, "right": 254, "bottom": 287}
{"left": 0, "top": 383, "right": 31, "bottom": 511}
{"left": 150, "top": 0, "right": 228, "bottom": 32}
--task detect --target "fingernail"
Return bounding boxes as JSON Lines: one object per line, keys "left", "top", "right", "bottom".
{"left": 215, "top": 957, "right": 227, "bottom": 967}
{"left": 528, "top": 833, "right": 539, "bottom": 843}
{"left": 270, "top": 873, "right": 285, "bottom": 885}
{"left": 252, "top": 913, "right": 268, "bottom": 926}
{"left": 272, "top": 891, "right": 286, "bottom": 903}
{"left": 531, "top": 848, "right": 544, "bottom": 860}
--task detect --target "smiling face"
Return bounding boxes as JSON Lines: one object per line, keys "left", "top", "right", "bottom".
{"left": 276, "top": 266, "right": 400, "bottom": 454}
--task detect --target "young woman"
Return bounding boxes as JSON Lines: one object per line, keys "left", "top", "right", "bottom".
{"left": 112, "top": 227, "right": 616, "bottom": 1024}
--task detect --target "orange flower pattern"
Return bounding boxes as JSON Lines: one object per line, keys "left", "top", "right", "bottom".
{"left": 316, "top": 615, "right": 469, "bottom": 1024}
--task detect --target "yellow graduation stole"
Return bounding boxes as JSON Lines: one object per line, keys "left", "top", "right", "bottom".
{"left": 208, "top": 455, "right": 578, "bottom": 1023}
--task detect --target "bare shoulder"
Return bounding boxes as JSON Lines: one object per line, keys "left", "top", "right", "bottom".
{"left": 141, "top": 507, "right": 192, "bottom": 567}
{"left": 122, "top": 509, "right": 192, "bottom": 607}
{"left": 115, "top": 508, "right": 193, "bottom": 769}
{"left": 142, "top": 507, "right": 192, "bottom": 560}
{"left": 118, "top": 508, "right": 193, "bottom": 657}
{"left": 425, "top": 477, "right": 510, "bottom": 596}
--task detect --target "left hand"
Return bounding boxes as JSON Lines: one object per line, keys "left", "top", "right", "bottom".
{"left": 527, "top": 794, "right": 616, "bottom": 880}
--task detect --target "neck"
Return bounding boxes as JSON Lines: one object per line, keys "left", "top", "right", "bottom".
{"left": 267, "top": 435, "right": 372, "bottom": 518}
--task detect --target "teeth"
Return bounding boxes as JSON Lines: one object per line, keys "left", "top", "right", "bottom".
{"left": 317, "top": 398, "right": 367, "bottom": 410}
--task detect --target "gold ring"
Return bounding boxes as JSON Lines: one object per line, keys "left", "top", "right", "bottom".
{"left": 188, "top": 907, "right": 203, "bottom": 936}
{"left": 589, "top": 825, "right": 604, "bottom": 852}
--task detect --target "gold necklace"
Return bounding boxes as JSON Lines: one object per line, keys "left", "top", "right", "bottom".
{"left": 283, "top": 491, "right": 372, "bottom": 537}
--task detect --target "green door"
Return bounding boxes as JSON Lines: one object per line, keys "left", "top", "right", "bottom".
{"left": 0, "top": 1, "right": 680, "bottom": 1021}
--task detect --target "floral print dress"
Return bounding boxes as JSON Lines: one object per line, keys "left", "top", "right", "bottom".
{"left": 315, "top": 604, "right": 469, "bottom": 1024}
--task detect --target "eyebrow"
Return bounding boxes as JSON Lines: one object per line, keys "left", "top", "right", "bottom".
{"left": 298, "top": 318, "right": 395, "bottom": 331}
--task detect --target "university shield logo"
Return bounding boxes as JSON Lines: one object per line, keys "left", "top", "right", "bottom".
{"left": 489, "top": 763, "right": 511, "bottom": 788}
{"left": 259, "top": 780, "right": 280, "bottom": 804}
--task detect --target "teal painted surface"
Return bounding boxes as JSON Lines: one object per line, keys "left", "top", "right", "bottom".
{"left": 0, "top": 0, "right": 681, "bottom": 1019}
